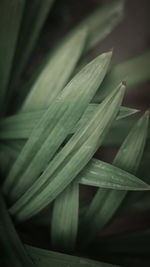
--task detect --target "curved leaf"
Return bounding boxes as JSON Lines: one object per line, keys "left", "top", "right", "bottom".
{"left": 80, "top": 111, "right": 149, "bottom": 246}
{"left": 3, "top": 52, "right": 112, "bottom": 200}
{"left": 9, "top": 83, "right": 125, "bottom": 222}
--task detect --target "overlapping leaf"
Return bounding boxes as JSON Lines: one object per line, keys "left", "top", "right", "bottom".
{"left": 78, "top": 158, "right": 150, "bottom": 191}
{"left": 8, "top": 0, "right": 124, "bottom": 112}
{"left": 93, "top": 50, "right": 150, "bottom": 102}
{"left": 51, "top": 182, "right": 79, "bottom": 252}
{"left": 8, "top": 0, "right": 55, "bottom": 93}
{"left": 3, "top": 52, "right": 112, "bottom": 200}
{"left": 0, "top": 106, "right": 138, "bottom": 140}
{"left": 22, "top": 27, "right": 87, "bottom": 111}
{"left": 26, "top": 244, "right": 117, "bottom": 267}
{"left": 9, "top": 83, "right": 125, "bottom": 222}
{"left": 80, "top": 111, "right": 149, "bottom": 245}
{"left": 74, "top": 0, "right": 124, "bottom": 52}
{"left": 0, "top": 193, "right": 34, "bottom": 267}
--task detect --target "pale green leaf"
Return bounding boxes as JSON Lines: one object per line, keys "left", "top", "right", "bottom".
{"left": 8, "top": 0, "right": 55, "bottom": 94}
{"left": 93, "top": 50, "right": 150, "bottom": 102}
{"left": 75, "top": 0, "right": 124, "bottom": 52}
{"left": 0, "top": 106, "right": 138, "bottom": 140}
{"left": 78, "top": 158, "right": 150, "bottom": 191}
{"left": 22, "top": 27, "right": 87, "bottom": 112}
{"left": 51, "top": 182, "right": 79, "bottom": 252}
{"left": 80, "top": 111, "right": 149, "bottom": 246}
{"left": 3, "top": 52, "right": 112, "bottom": 200}
{"left": 9, "top": 83, "right": 125, "bottom": 222}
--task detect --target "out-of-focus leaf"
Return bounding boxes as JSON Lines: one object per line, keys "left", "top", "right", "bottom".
{"left": 0, "top": 193, "right": 34, "bottom": 267}
{"left": 0, "top": 0, "right": 24, "bottom": 114}
{"left": 25, "top": 244, "right": 117, "bottom": 267}
{"left": 103, "top": 119, "right": 150, "bottom": 146}
{"left": 75, "top": 0, "right": 124, "bottom": 52}
{"left": 3, "top": 52, "right": 112, "bottom": 200}
{"left": 0, "top": 106, "right": 138, "bottom": 140}
{"left": 8, "top": 0, "right": 55, "bottom": 94}
{"left": 0, "top": 143, "right": 19, "bottom": 178}
{"left": 80, "top": 112, "right": 149, "bottom": 246}
{"left": 10, "top": 0, "right": 124, "bottom": 112}
{"left": 51, "top": 182, "right": 79, "bottom": 252}
{"left": 93, "top": 50, "right": 150, "bottom": 102}
{"left": 22, "top": 27, "right": 87, "bottom": 111}
{"left": 9, "top": 83, "right": 125, "bottom": 222}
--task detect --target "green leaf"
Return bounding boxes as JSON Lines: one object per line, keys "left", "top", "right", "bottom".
{"left": 0, "top": 0, "right": 25, "bottom": 114}
{"left": 22, "top": 27, "right": 87, "bottom": 112}
{"left": 8, "top": 0, "right": 55, "bottom": 94}
{"left": 9, "top": 82, "right": 125, "bottom": 222}
{"left": 93, "top": 50, "right": 150, "bottom": 102}
{"left": 75, "top": 0, "right": 124, "bottom": 52}
{"left": 51, "top": 182, "right": 79, "bottom": 252}
{"left": 25, "top": 244, "right": 117, "bottom": 267}
{"left": 116, "top": 137, "right": 150, "bottom": 217}
{"left": 80, "top": 111, "right": 149, "bottom": 246}
{"left": 9, "top": 0, "right": 124, "bottom": 112}
{"left": 0, "top": 193, "right": 34, "bottom": 267}
{"left": 0, "top": 143, "right": 19, "bottom": 178}
{"left": 3, "top": 52, "right": 112, "bottom": 200}
{"left": 103, "top": 119, "right": 150, "bottom": 147}
{"left": 78, "top": 158, "right": 150, "bottom": 191}
{"left": 0, "top": 106, "right": 138, "bottom": 140}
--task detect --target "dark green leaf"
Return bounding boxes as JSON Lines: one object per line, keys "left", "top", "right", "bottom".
{"left": 0, "top": 193, "right": 34, "bottom": 267}
{"left": 0, "top": 0, "right": 24, "bottom": 114}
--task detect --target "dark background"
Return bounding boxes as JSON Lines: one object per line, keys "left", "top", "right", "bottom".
{"left": 20, "top": 1, "right": 150, "bottom": 266}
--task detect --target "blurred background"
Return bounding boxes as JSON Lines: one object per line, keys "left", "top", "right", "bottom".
{"left": 26, "top": 0, "right": 150, "bottom": 110}
{"left": 18, "top": 1, "right": 150, "bottom": 266}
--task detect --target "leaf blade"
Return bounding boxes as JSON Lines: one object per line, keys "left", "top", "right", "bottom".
{"left": 0, "top": 0, "right": 25, "bottom": 114}
{"left": 9, "top": 83, "right": 125, "bottom": 222}
{"left": 51, "top": 182, "right": 79, "bottom": 252}
{"left": 3, "top": 52, "right": 112, "bottom": 199}
{"left": 80, "top": 111, "right": 149, "bottom": 245}
{"left": 22, "top": 27, "right": 87, "bottom": 111}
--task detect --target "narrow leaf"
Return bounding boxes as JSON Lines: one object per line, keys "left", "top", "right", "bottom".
{"left": 0, "top": 193, "right": 34, "bottom": 267}
{"left": 9, "top": 83, "right": 125, "bottom": 222}
{"left": 93, "top": 50, "right": 150, "bottom": 102}
{"left": 80, "top": 111, "right": 149, "bottom": 245}
{"left": 22, "top": 27, "right": 87, "bottom": 111}
{"left": 51, "top": 182, "right": 79, "bottom": 252}
{"left": 0, "top": 106, "right": 138, "bottom": 140}
{"left": 3, "top": 52, "right": 112, "bottom": 199}
{"left": 0, "top": 0, "right": 25, "bottom": 114}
